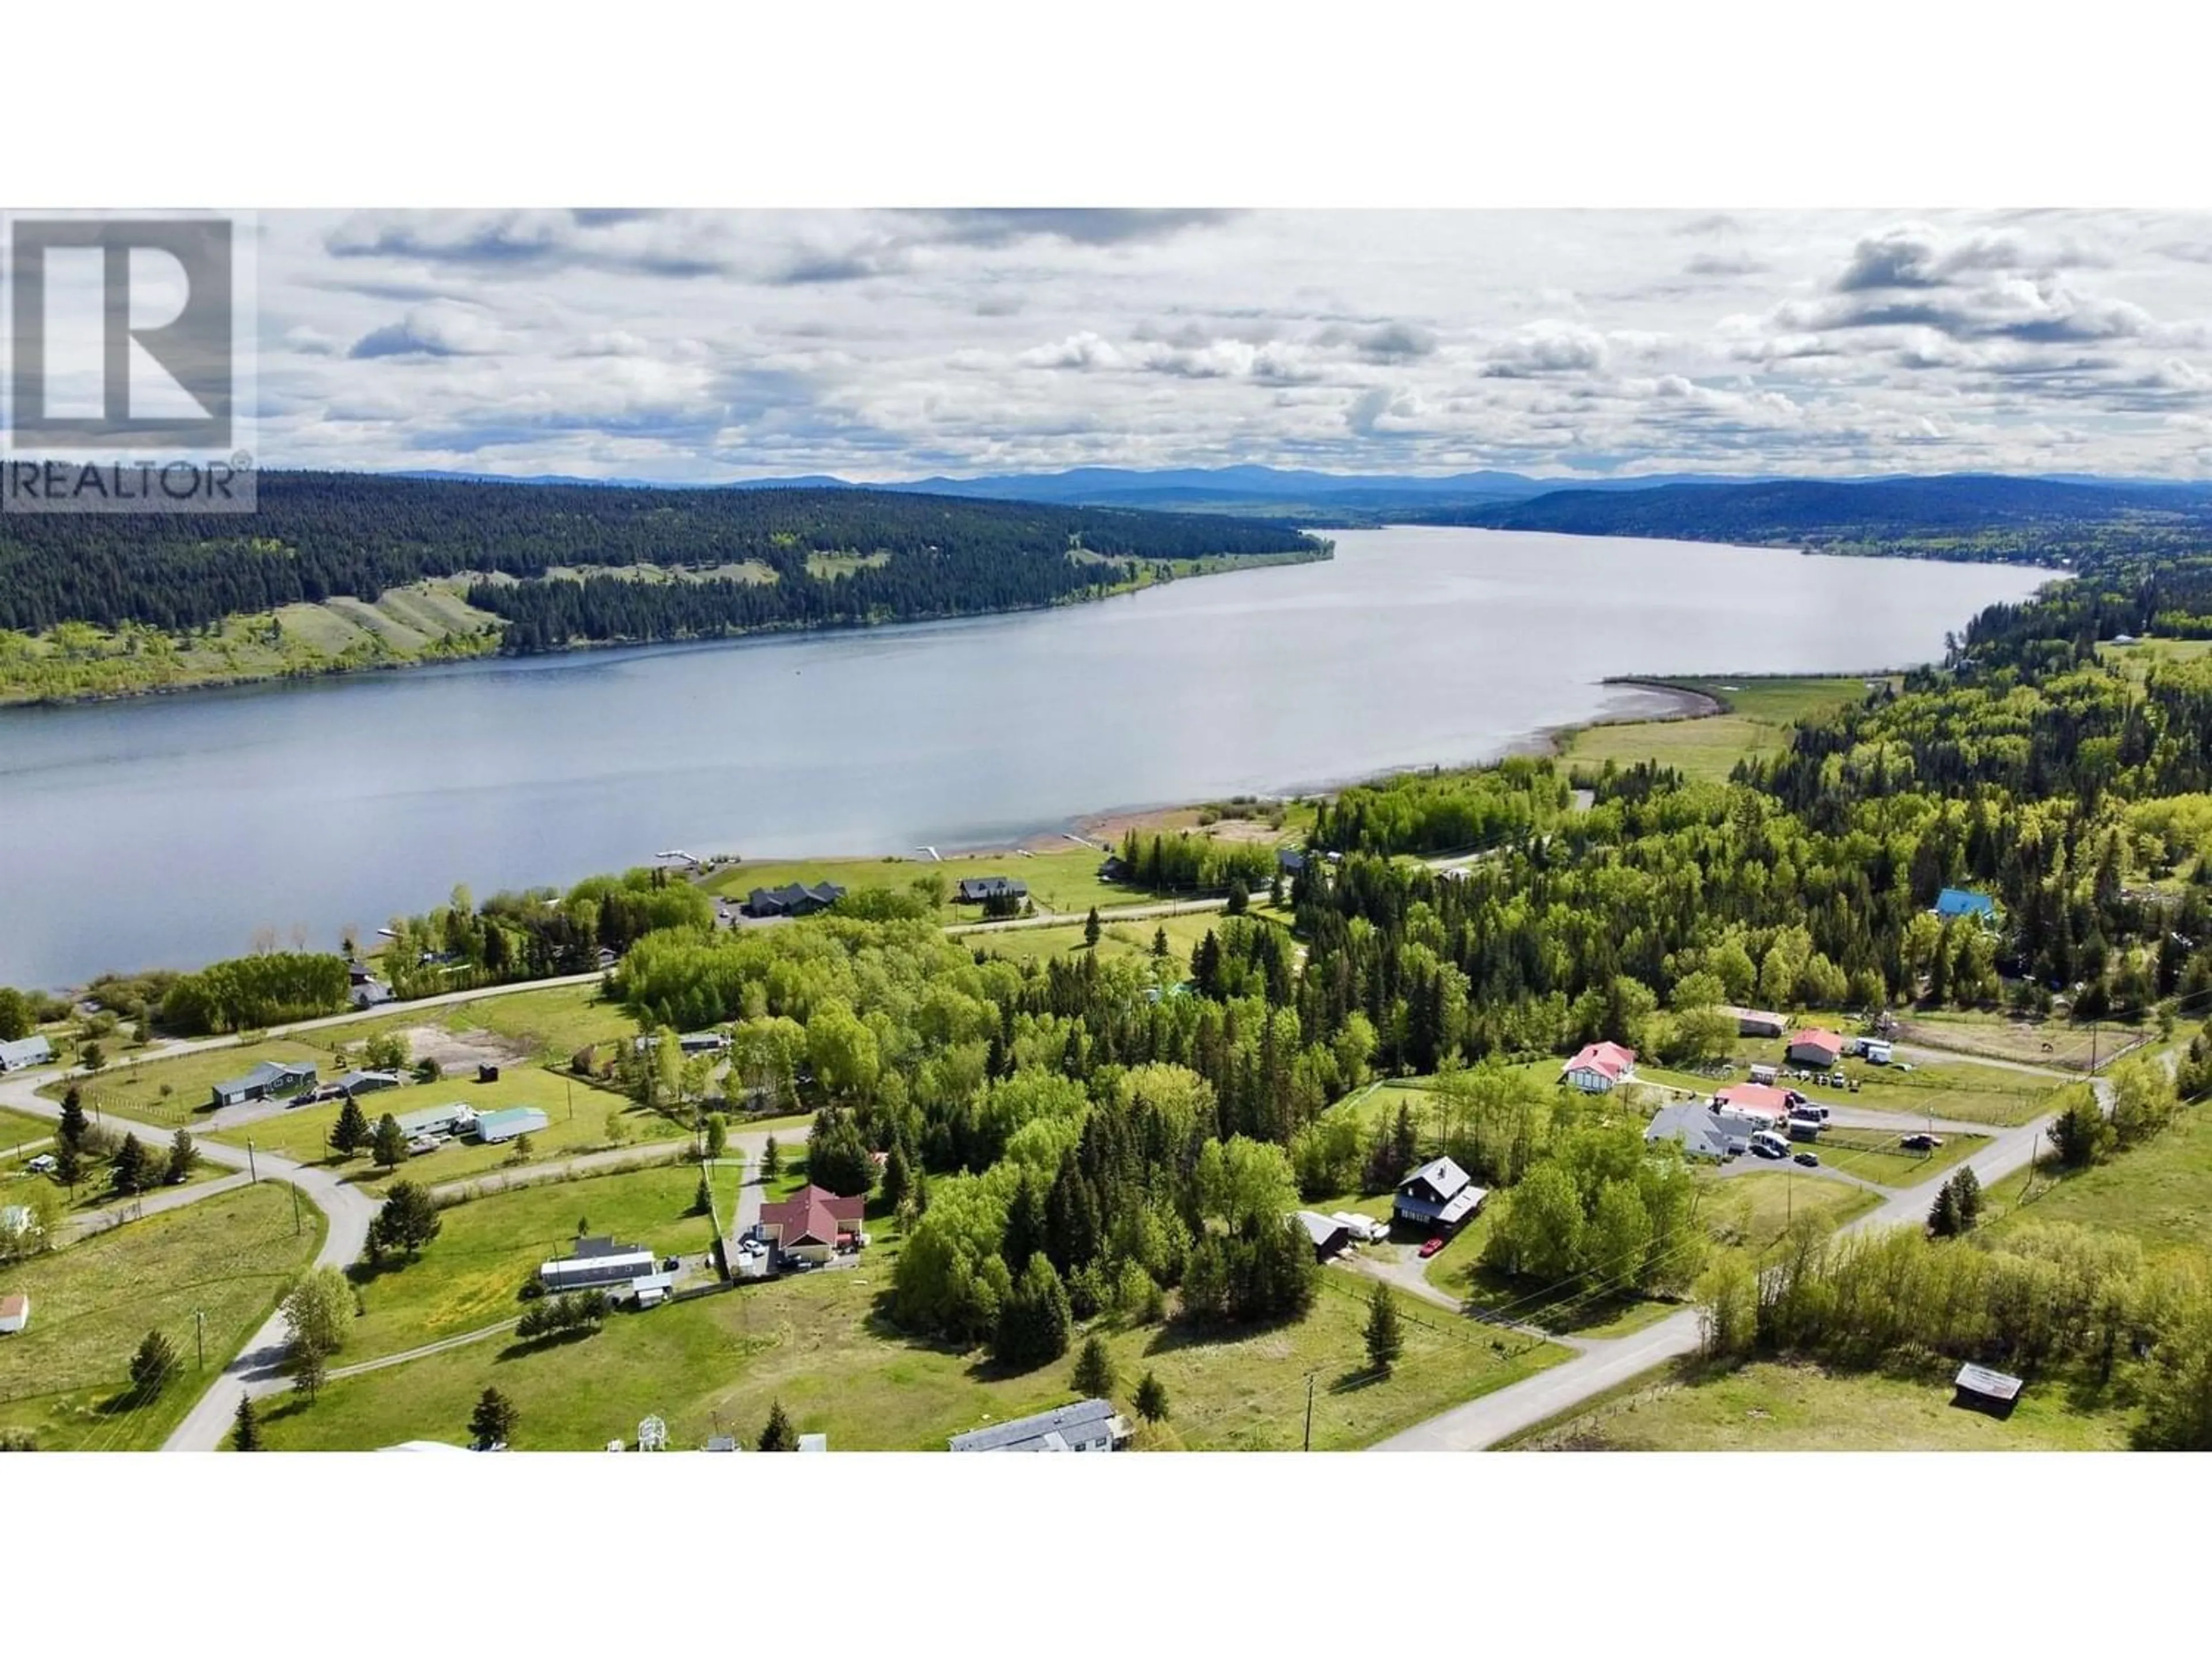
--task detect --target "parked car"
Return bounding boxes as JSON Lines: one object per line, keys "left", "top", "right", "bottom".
{"left": 1418, "top": 1236, "right": 1446, "bottom": 1259}
{"left": 1900, "top": 1132, "right": 1944, "bottom": 1151}
{"left": 1793, "top": 1151, "right": 1820, "bottom": 1168}
{"left": 287, "top": 1091, "right": 318, "bottom": 1109}
{"left": 1751, "top": 1132, "right": 1790, "bottom": 1159}
{"left": 25, "top": 1153, "right": 56, "bottom": 1174}
{"left": 405, "top": 1135, "right": 440, "bottom": 1155}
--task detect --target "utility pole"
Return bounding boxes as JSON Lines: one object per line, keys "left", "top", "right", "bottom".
{"left": 566, "top": 1076, "right": 574, "bottom": 1122}
{"left": 1302, "top": 1370, "right": 1316, "bottom": 1452}
{"left": 290, "top": 1180, "right": 302, "bottom": 1235}
{"left": 247, "top": 1139, "right": 257, "bottom": 1183}
{"left": 195, "top": 1308, "right": 205, "bottom": 1370}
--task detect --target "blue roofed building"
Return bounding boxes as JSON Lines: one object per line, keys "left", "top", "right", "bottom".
{"left": 949, "top": 1397, "right": 1131, "bottom": 1453}
{"left": 1934, "top": 888, "right": 1997, "bottom": 923}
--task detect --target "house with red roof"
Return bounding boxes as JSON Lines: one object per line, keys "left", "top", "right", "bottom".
{"left": 1713, "top": 1082, "right": 1792, "bottom": 1124}
{"left": 1786, "top": 1029, "right": 1844, "bottom": 1068}
{"left": 757, "top": 1184, "right": 867, "bottom": 1266}
{"left": 1560, "top": 1040, "right": 1637, "bottom": 1093}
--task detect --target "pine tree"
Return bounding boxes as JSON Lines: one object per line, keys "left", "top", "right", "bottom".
{"left": 1134, "top": 1369, "right": 1170, "bottom": 1423}
{"left": 1953, "top": 1165, "right": 1983, "bottom": 1229}
{"left": 109, "top": 1132, "right": 148, "bottom": 1196}
{"left": 1071, "top": 1332, "right": 1116, "bottom": 1398}
{"left": 468, "top": 1386, "right": 518, "bottom": 1449}
{"left": 881, "top": 1143, "right": 911, "bottom": 1213}
{"left": 329, "top": 1096, "right": 370, "bottom": 1158}
{"left": 1152, "top": 926, "right": 1169, "bottom": 960}
{"left": 694, "top": 1171, "right": 714, "bottom": 1215}
{"left": 57, "top": 1088, "right": 88, "bottom": 1153}
{"left": 1084, "top": 907, "right": 1102, "bottom": 949}
{"left": 129, "top": 1329, "right": 181, "bottom": 1402}
{"left": 232, "top": 1394, "right": 263, "bottom": 1451}
{"left": 1928, "top": 1180, "right": 1962, "bottom": 1238}
{"left": 1364, "top": 1282, "right": 1405, "bottom": 1373}
{"left": 54, "top": 1143, "right": 81, "bottom": 1191}
{"left": 369, "top": 1179, "right": 442, "bottom": 1260}
{"left": 370, "top": 1113, "right": 407, "bottom": 1169}
{"left": 762, "top": 1135, "right": 781, "bottom": 1179}
{"left": 757, "top": 1399, "right": 799, "bottom": 1451}
{"left": 164, "top": 1128, "right": 199, "bottom": 1186}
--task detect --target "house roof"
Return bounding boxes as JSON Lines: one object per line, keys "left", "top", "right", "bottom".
{"left": 1293, "top": 1210, "right": 1351, "bottom": 1249}
{"left": 1955, "top": 1362, "right": 2023, "bottom": 1402}
{"left": 334, "top": 1069, "right": 400, "bottom": 1092}
{"left": 949, "top": 1397, "right": 1120, "bottom": 1453}
{"left": 759, "top": 1184, "right": 865, "bottom": 1247}
{"left": 0, "top": 1293, "right": 29, "bottom": 1318}
{"left": 217, "top": 1059, "right": 315, "bottom": 1093}
{"left": 1721, "top": 1006, "right": 1786, "bottom": 1028}
{"left": 0, "top": 1035, "right": 54, "bottom": 1067}
{"left": 1936, "top": 887, "right": 1997, "bottom": 918}
{"left": 394, "top": 1103, "right": 475, "bottom": 1134}
{"left": 475, "top": 1107, "right": 548, "bottom": 1134}
{"left": 1715, "top": 1082, "right": 1793, "bottom": 1116}
{"left": 1645, "top": 1103, "right": 1748, "bottom": 1160}
{"left": 1397, "top": 1155, "right": 1472, "bottom": 1202}
{"left": 1788, "top": 1028, "right": 1843, "bottom": 1053}
{"left": 956, "top": 875, "right": 1028, "bottom": 899}
{"left": 1562, "top": 1040, "right": 1636, "bottom": 1080}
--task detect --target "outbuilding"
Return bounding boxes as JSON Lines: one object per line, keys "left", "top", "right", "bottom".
{"left": 474, "top": 1107, "right": 550, "bottom": 1144}
{"left": 1953, "top": 1362, "right": 2024, "bottom": 1418}
{"left": 1723, "top": 1007, "right": 1787, "bottom": 1039}
{"left": 1292, "top": 1210, "right": 1353, "bottom": 1260}
{"left": 1786, "top": 1029, "right": 1844, "bottom": 1069}
{"left": 0, "top": 1293, "right": 29, "bottom": 1335}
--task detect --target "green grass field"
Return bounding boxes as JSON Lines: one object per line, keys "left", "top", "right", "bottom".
{"left": 964, "top": 902, "right": 1290, "bottom": 972}
{"left": 257, "top": 1204, "right": 1568, "bottom": 1451}
{"left": 1510, "top": 1357, "right": 2131, "bottom": 1451}
{"left": 0, "top": 1182, "right": 323, "bottom": 1450}
{"left": 1983, "top": 1101, "right": 2212, "bottom": 1266}
{"left": 1812, "top": 1126, "right": 1986, "bottom": 1187}
{"left": 1702, "top": 1171, "right": 1880, "bottom": 1272}
{"left": 1, "top": 1107, "right": 56, "bottom": 1157}
{"left": 46, "top": 1037, "right": 335, "bottom": 1127}
{"left": 337, "top": 1163, "right": 722, "bottom": 1362}
{"left": 204, "top": 1069, "right": 680, "bottom": 1187}
{"left": 1564, "top": 676, "right": 1885, "bottom": 784}
{"left": 442, "top": 983, "right": 637, "bottom": 1062}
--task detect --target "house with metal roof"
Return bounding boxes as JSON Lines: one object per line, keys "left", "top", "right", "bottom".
{"left": 1934, "top": 888, "right": 1998, "bottom": 923}
{"left": 210, "top": 1059, "right": 319, "bottom": 1109}
{"left": 539, "top": 1237, "right": 659, "bottom": 1293}
{"left": 1392, "top": 1156, "right": 1486, "bottom": 1232}
{"left": 743, "top": 882, "right": 846, "bottom": 919}
{"left": 0, "top": 1035, "right": 55, "bottom": 1073}
{"left": 757, "top": 1184, "right": 866, "bottom": 1265}
{"left": 332, "top": 1069, "right": 403, "bottom": 1098}
{"left": 1643, "top": 1102, "right": 1751, "bottom": 1161}
{"left": 394, "top": 1102, "right": 477, "bottom": 1139}
{"left": 1721, "top": 1006, "right": 1788, "bottom": 1039}
{"left": 955, "top": 875, "right": 1028, "bottom": 904}
{"left": 1292, "top": 1210, "right": 1353, "bottom": 1259}
{"left": 474, "top": 1107, "right": 550, "bottom": 1145}
{"left": 1561, "top": 1040, "right": 1637, "bottom": 1093}
{"left": 1713, "top": 1082, "right": 1793, "bottom": 1123}
{"left": 1785, "top": 1029, "right": 1844, "bottom": 1068}
{"left": 949, "top": 1397, "right": 1131, "bottom": 1453}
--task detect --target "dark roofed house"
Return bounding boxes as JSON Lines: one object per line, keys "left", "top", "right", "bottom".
{"left": 757, "top": 1184, "right": 867, "bottom": 1265}
{"left": 332, "top": 1069, "right": 402, "bottom": 1098}
{"left": 949, "top": 1397, "right": 1130, "bottom": 1453}
{"left": 955, "top": 875, "right": 1028, "bottom": 904}
{"left": 744, "top": 882, "right": 846, "bottom": 919}
{"left": 1292, "top": 1210, "right": 1352, "bottom": 1259}
{"left": 1953, "top": 1362, "right": 2024, "bottom": 1417}
{"left": 210, "top": 1059, "right": 319, "bottom": 1109}
{"left": 1276, "top": 846, "right": 1308, "bottom": 875}
{"left": 1393, "top": 1156, "right": 1486, "bottom": 1233}
{"left": 1643, "top": 1102, "right": 1749, "bottom": 1161}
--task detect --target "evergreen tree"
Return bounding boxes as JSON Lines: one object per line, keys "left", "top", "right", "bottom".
{"left": 329, "top": 1095, "right": 370, "bottom": 1158}
{"left": 1952, "top": 1165, "right": 1983, "bottom": 1230}
{"left": 53, "top": 1143, "right": 81, "bottom": 1191}
{"left": 468, "top": 1386, "right": 518, "bottom": 1449}
{"left": 1225, "top": 881, "right": 1249, "bottom": 916}
{"left": 1134, "top": 1369, "right": 1170, "bottom": 1423}
{"left": 994, "top": 1254, "right": 1074, "bottom": 1370}
{"left": 694, "top": 1171, "right": 714, "bottom": 1215}
{"left": 164, "top": 1128, "right": 199, "bottom": 1186}
{"left": 58, "top": 1088, "right": 88, "bottom": 1153}
{"left": 369, "top": 1179, "right": 443, "bottom": 1260}
{"left": 1364, "top": 1282, "right": 1406, "bottom": 1373}
{"left": 1084, "top": 907, "right": 1103, "bottom": 949}
{"left": 128, "top": 1329, "right": 181, "bottom": 1402}
{"left": 370, "top": 1113, "right": 407, "bottom": 1169}
{"left": 762, "top": 1135, "right": 781, "bottom": 1179}
{"left": 1071, "top": 1332, "right": 1117, "bottom": 1398}
{"left": 1928, "top": 1180, "right": 1962, "bottom": 1238}
{"left": 881, "top": 1143, "right": 911, "bottom": 1213}
{"left": 232, "top": 1394, "right": 263, "bottom": 1451}
{"left": 1152, "top": 926, "right": 1170, "bottom": 960}
{"left": 109, "top": 1132, "right": 148, "bottom": 1196}
{"left": 757, "top": 1399, "right": 799, "bottom": 1451}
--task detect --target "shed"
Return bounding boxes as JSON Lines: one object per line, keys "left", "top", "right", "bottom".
{"left": 0, "top": 1293, "right": 30, "bottom": 1335}
{"left": 1785, "top": 1029, "right": 1844, "bottom": 1068}
{"left": 1292, "top": 1210, "right": 1353, "bottom": 1259}
{"left": 798, "top": 1433, "right": 828, "bottom": 1453}
{"left": 475, "top": 1107, "right": 550, "bottom": 1144}
{"left": 1722, "top": 1007, "right": 1787, "bottom": 1039}
{"left": 1953, "top": 1362, "right": 2024, "bottom": 1417}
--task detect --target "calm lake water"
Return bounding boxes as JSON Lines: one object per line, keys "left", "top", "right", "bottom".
{"left": 0, "top": 528, "right": 2048, "bottom": 986}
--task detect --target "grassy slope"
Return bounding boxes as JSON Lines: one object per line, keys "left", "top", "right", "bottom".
{"left": 1510, "top": 1357, "right": 2130, "bottom": 1451}
{"left": 259, "top": 1196, "right": 1567, "bottom": 1451}
{"left": 1563, "top": 676, "right": 1885, "bottom": 784}
{"left": 1983, "top": 1101, "right": 2212, "bottom": 1266}
{"left": 0, "top": 1181, "right": 323, "bottom": 1450}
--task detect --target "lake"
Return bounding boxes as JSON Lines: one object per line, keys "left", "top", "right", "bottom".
{"left": 0, "top": 527, "right": 2048, "bottom": 986}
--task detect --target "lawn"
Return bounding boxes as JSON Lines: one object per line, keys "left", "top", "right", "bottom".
{"left": 1563, "top": 676, "right": 1884, "bottom": 785}
{"left": 257, "top": 1219, "right": 1569, "bottom": 1451}
{"left": 1645, "top": 1046, "right": 2056, "bottom": 1128}
{"left": 1, "top": 1145, "right": 234, "bottom": 1219}
{"left": 205, "top": 1069, "right": 682, "bottom": 1188}
{"left": 46, "top": 1037, "right": 334, "bottom": 1128}
{"left": 441, "top": 983, "right": 637, "bottom": 1062}
{"left": 338, "top": 1162, "right": 726, "bottom": 1361}
{"left": 1894, "top": 1008, "right": 2145, "bottom": 1073}
{"left": 1508, "top": 1357, "right": 2133, "bottom": 1451}
{"left": 1700, "top": 1169, "right": 1880, "bottom": 1276}
{"left": 964, "top": 901, "right": 1291, "bottom": 972}
{"left": 1983, "top": 1101, "right": 2212, "bottom": 1266}
{"left": 0, "top": 1107, "right": 56, "bottom": 1157}
{"left": 1812, "top": 1126, "right": 1986, "bottom": 1187}
{"left": 0, "top": 1181, "right": 323, "bottom": 1450}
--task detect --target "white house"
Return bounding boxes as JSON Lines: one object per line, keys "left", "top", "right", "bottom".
{"left": 1560, "top": 1040, "right": 1637, "bottom": 1093}
{"left": 0, "top": 1293, "right": 29, "bottom": 1334}
{"left": 0, "top": 1035, "right": 55, "bottom": 1073}
{"left": 949, "top": 1398, "right": 1130, "bottom": 1453}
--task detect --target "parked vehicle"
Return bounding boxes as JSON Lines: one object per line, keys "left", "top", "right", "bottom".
{"left": 1787, "top": 1117, "right": 1823, "bottom": 1141}
{"left": 1900, "top": 1132, "right": 1944, "bottom": 1151}
{"left": 1793, "top": 1151, "right": 1820, "bottom": 1168}
{"left": 25, "top": 1153, "right": 56, "bottom": 1174}
{"left": 1418, "top": 1236, "right": 1446, "bottom": 1259}
{"left": 405, "top": 1135, "right": 440, "bottom": 1155}
{"left": 1862, "top": 1040, "right": 1893, "bottom": 1065}
{"left": 1751, "top": 1131, "right": 1790, "bottom": 1159}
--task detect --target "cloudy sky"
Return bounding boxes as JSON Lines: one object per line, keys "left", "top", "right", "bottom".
{"left": 248, "top": 209, "right": 2212, "bottom": 482}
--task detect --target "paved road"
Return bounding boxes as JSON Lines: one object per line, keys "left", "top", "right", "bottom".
{"left": 1369, "top": 1066, "right": 2104, "bottom": 1452}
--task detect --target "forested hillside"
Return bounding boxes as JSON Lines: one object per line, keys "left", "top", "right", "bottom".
{"left": 1413, "top": 474, "right": 2212, "bottom": 565}
{"left": 0, "top": 472, "right": 1325, "bottom": 637}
